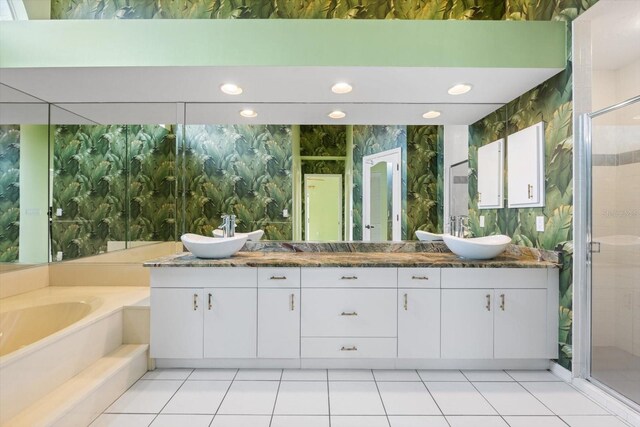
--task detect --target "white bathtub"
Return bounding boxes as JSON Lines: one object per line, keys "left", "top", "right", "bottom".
{"left": 0, "top": 286, "right": 149, "bottom": 424}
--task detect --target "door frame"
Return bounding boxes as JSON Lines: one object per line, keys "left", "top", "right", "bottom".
{"left": 304, "top": 174, "right": 343, "bottom": 241}
{"left": 577, "top": 95, "right": 640, "bottom": 411}
{"left": 362, "top": 147, "right": 401, "bottom": 241}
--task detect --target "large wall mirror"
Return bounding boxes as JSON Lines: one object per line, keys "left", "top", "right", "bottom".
{"left": 1, "top": 99, "right": 510, "bottom": 267}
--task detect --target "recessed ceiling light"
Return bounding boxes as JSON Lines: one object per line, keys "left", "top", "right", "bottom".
{"left": 448, "top": 83, "right": 472, "bottom": 95}
{"left": 331, "top": 82, "right": 353, "bottom": 94}
{"left": 239, "top": 109, "right": 257, "bottom": 118}
{"left": 328, "top": 110, "right": 346, "bottom": 119}
{"left": 422, "top": 110, "right": 441, "bottom": 119}
{"left": 220, "top": 83, "right": 243, "bottom": 95}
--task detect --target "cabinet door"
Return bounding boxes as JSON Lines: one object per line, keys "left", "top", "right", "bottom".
{"left": 494, "top": 289, "right": 547, "bottom": 359}
{"left": 398, "top": 289, "right": 440, "bottom": 358}
{"left": 477, "top": 139, "right": 504, "bottom": 209}
{"left": 507, "top": 122, "right": 545, "bottom": 207}
{"left": 258, "top": 289, "right": 300, "bottom": 358}
{"left": 150, "top": 288, "right": 203, "bottom": 359}
{"left": 204, "top": 288, "right": 257, "bottom": 358}
{"left": 441, "top": 289, "right": 494, "bottom": 359}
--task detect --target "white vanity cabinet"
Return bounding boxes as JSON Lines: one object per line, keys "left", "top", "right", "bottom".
{"left": 397, "top": 268, "right": 441, "bottom": 359}
{"left": 150, "top": 288, "right": 204, "bottom": 359}
{"left": 440, "top": 268, "right": 557, "bottom": 360}
{"left": 149, "top": 264, "right": 558, "bottom": 367}
{"left": 257, "top": 268, "right": 301, "bottom": 359}
{"left": 204, "top": 288, "right": 257, "bottom": 358}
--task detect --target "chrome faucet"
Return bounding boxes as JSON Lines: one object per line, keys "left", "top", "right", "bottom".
{"left": 218, "top": 214, "right": 236, "bottom": 238}
{"left": 449, "top": 215, "right": 468, "bottom": 238}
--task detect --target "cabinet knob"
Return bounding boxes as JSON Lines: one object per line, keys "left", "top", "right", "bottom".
{"left": 290, "top": 293, "right": 295, "bottom": 311}
{"left": 193, "top": 293, "right": 199, "bottom": 311}
{"left": 411, "top": 276, "right": 429, "bottom": 280}
{"left": 340, "top": 346, "right": 358, "bottom": 351}
{"left": 500, "top": 293, "right": 505, "bottom": 311}
{"left": 208, "top": 293, "right": 212, "bottom": 310}
{"left": 528, "top": 184, "right": 533, "bottom": 199}
{"left": 485, "top": 294, "right": 491, "bottom": 311}
{"left": 403, "top": 293, "right": 408, "bottom": 311}
{"left": 341, "top": 276, "right": 358, "bottom": 280}
{"left": 340, "top": 311, "right": 358, "bottom": 316}
{"left": 270, "top": 276, "right": 287, "bottom": 280}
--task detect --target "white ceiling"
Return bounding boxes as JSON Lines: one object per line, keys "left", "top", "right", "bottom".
{"left": 0, "top": 65, "right": 561, "bottom": 125}
{"left": 579, "top": 0, "right": 640, "bottom": 70}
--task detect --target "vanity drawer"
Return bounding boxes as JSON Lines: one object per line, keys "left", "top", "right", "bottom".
{"left": 398, "top": 268, "right": 441, "bottom": 288}
{"left": 258, "top": 268, "right": 300, "bottom": 288}
{"left": 441, "top": 268, "right": 548, "bottom": 289}
{"left": 301, "top": 289, "right": 396, "bottom": 337}
{"left": 301, "top": 337, "right": 397, "bottom": 358}
{"left": 301, "top": 268, "right": 397, "bottom": 288}
{"left": 151, "top": 267, "right": 257, "bottom": 288}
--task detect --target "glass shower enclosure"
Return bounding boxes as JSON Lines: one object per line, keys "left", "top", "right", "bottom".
{"left": 587, "top": 95, "right": 640, "bottom": 407}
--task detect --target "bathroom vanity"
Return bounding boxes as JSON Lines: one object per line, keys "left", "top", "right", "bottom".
{"left": 145, "top": 250, "right": 559, "bottom": 369}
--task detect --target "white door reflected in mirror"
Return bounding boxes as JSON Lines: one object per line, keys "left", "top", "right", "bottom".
{"left": 363, "top": 148, "right": 402, "bottom": 242}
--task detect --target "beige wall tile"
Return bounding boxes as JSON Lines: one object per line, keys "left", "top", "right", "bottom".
{"left": 0, "top": 265, "right": 49, "bottom": 299}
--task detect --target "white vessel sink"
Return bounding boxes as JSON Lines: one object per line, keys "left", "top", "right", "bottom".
{"left": 415, "top": 230, "right": 443, "bottom": 241}
{"left": 212, "top": 229, "right": 264, "bottom": 241}
{"left": 443, "top": 234, "right": 511, "bottom": 259}
{"left": 181, "top": 233, "right": 248, "bottom": 259}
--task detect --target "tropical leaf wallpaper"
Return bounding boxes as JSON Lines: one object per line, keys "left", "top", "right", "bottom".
{"left": 182, "top": 124, "right": 293, "bottom": 240}
{"left": 52, "top": 0, "right": 507, "bottom": 20}
{"left": 407, "top": 125, "right": 444, "bottom": 239}
{"left": 0, "top": 126, "right": 20, "bottom": 262}
{"left": 352, "top": 125, "right": 407, "bottom": 241}
{"left": 52, "top": 124, "right": 175, "bottom": 260}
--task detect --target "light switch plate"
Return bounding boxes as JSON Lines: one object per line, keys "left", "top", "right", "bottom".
{"left": 479, "top": 216, "right": 485, "bottom": 228}
{"left": 56, "top": 208, "right": 63, "bottom": 216}
{"left": 282, "top": 209, "right": 289, "bottom": 218}
{"left": 536, "top": 216, "right": 545, "bottom": 232}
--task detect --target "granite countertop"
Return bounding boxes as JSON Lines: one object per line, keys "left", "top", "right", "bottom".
{"left": 144, "top": 251, "right": 557, "bottom": 268}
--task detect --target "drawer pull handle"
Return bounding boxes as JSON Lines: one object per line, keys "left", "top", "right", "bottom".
{"left": 411, "top": 276, "right": 429, "bottom": 280}
{"left": 486, "top": 294, "right": 491, "bottom": 311}
{"left": 208, "top": 293, "right": 212, "bottom": 310}
{"left": 270, "top": 276, "right": 287, "bottom": 280}
{"left": 290, "top": 293, "right": 295, "bottom": 311}
{"left": 500, "top": 293, "right": 505, "bottom": 311}
{"left": 341, "top": 346, "right": 358, "bottom": 351}
{"left": 404, "top": 293, "right": 408, "bottom": 311}
{"left": 193, "top": 293, "right": 198, "bottom": 311}
{"left": 341, "top": 276, "right": 358, "bottom": 280}
{"left": 340, "top": 311, "right": 358, "bottom": 316}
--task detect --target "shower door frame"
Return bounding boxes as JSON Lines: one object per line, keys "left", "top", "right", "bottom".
{"left": 580, "top": 95, "right": 640, "bottom": 412}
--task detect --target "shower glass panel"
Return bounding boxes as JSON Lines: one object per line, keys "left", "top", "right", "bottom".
{"left": 589, "top": 97, "right": 640, "bottom": 406}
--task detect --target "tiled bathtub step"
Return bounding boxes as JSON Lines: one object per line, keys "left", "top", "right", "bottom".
{"left": 6, "top": 344, "right": 148, "bottom": 427}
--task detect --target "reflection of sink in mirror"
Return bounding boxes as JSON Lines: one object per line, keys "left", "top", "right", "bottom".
{"left": 212, "top": 229, "right": 265, "bottom": 241}
{"left": 443, "top": 234, "right": 511, "bottom": 259}
{"left": 181, "top": 234, "right": 248, "bottom": 259}
{"left": 415, "top": 231, "right": 443, "bottom": 241}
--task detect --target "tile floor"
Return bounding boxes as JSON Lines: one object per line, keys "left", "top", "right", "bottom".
{"left": 90, "top": 369, "right": 632, "bottom": 427}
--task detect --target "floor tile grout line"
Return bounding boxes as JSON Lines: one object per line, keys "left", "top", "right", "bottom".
{"left": 372, "top": 370, "right": 392, "bottom": 427}
{"left": 326, "top": 373, "right": 332, "bottom": 427}
{"left": 206, "top": 369, "right": 239, "bottom": 427}
{"left": 514, "top": 377, "right": 571, "bottom": 423}
{"left": 418, "top": 376, "right": 451, "bottom": 427}
{"left": 463, "top": 369, "right": 513, "bottom": 426}
{"left": 267, "top": 369, "right": 284, "bottom": 427}
{"left": 147, "top": 370, "right": 193, "bottom": 426}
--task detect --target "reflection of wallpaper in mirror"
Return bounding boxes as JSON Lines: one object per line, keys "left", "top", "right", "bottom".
{"left": 0, "top": 125, "right": 20, "bottom": 262}
{"left": 182, "top": 125, "right": 293, "bottom": 240}
{"left": 52, "top": 125, "right": 175, "bottom": 260}
{"left": 407, "top": 125, "right": 444, "bottom": 238}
